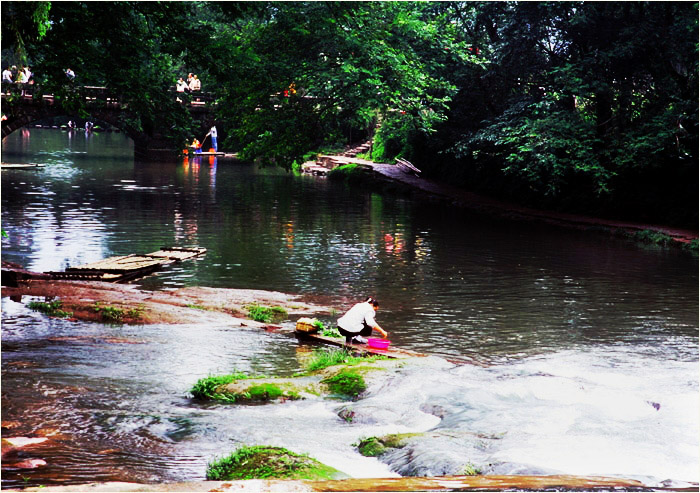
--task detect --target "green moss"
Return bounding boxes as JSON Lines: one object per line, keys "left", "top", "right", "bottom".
{"left": 357, "top": 437, "right": 386, "bottom": 457}
{"left": 206, "top": 446, "right": 343, "bottom": 480}
{"left": 27, "top": 300, "right": 73, "bottom": 318}
{"left": 322, "top": 368, "right": 366, "bottom": 398}
{"left": 328, "top": 163, "right": 371, "bottom": 183}
{"left": 191, "top": 374, "right": 303, "bottom": 404}
{"left": 357, "top": 433, "right": 422, "bottom": 456}
{"left": 244, "top": 383, "right": 301, "bottom": 402}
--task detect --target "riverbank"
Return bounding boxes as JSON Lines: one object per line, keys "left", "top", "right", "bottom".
{"left": 0, "top": 276, "right": 329, "bottom": 326}
{"left": 3, "top": 280, "right": 697, "bottom": 492}
{"left": 8, "top": 474, "right": 696, "bottom": 492}
{"left": 314, "top": 155, "right": 698, "bottom": 247}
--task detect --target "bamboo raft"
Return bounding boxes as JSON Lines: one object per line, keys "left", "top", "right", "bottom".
{"left": 1, "top": 163, "right": 45, "bottom": 169}
{"left": 294, "top": 325, "right": 424, "bottom": 360}
{"left": 47, "top": 246, "right": 206, "bottom": 283}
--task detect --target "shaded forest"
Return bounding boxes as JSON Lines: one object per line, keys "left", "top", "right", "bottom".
{"left": 2, "top": 1, "right": 697, "bottom": 226}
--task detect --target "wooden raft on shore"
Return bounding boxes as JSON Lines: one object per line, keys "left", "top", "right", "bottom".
{"left": 46, "top": 246, "right": 206, "bottom": 283}
{"left": 1, "top": 163, "right": 45, "bottom": 169}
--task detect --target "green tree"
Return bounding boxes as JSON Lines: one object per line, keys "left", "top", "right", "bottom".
{"left": 203, "top": 2, "right": 464, "bottom": 167}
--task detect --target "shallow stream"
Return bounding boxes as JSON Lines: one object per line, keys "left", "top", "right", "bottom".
{"left": 1, "top": 129, "right": 698, "bottom": 488}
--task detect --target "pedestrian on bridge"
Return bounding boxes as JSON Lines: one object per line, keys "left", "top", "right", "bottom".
{"left": 2, "top": 67, "right": 13, "bottom": 83}
{"left": 189, "top": 75, "right": 201, "bottom": 92}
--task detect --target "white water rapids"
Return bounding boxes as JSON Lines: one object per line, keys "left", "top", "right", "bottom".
{"left": 181, "top": 335, "right": 698, "bottom": 485}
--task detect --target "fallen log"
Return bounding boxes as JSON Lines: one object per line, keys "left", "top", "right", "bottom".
{"left": 396, "top": 158, "right": 422, "bottom": 176}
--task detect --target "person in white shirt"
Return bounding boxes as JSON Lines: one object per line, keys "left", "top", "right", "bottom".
{"left": 336, "top": 297, "right": 388, "bottom": 345}
{"left": 2, "top": 68, "right": 13, "bottom": 83}
{"left": 205, "top": 125, "right": 218, "bottom": 151}
{"left": 189, "top": 74, "right": 201, "bottom": 91}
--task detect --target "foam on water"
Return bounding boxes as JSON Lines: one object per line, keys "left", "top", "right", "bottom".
{"left": 347, "top": 345, "right": 699, "bottom": 482}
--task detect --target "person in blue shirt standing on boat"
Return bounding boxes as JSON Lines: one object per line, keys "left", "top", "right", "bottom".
{"left": 337, "top": 297, "right": 388, "bottom": 345}
{"left": 206, "top": 126, "right": 218, "bottom": 152}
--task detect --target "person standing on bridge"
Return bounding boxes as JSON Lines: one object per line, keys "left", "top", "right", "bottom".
{"left": 205, "top": 126, "right": 218, "bottom": 152}
{"left": 2, "top": 67, "right": 13, "bottom": 83}
{"left": 189, "top": 75, "right": 201, "bottom": 92}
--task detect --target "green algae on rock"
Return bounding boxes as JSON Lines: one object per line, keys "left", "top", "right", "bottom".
{"left": 206, "top": 445, "right": 346, "bottom": 481}
{"left": 357, "top": 433, "right": 423, "bottom": 457}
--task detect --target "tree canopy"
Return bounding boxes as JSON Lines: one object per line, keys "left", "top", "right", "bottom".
{"left": 2, "top": 1, "right": 697, "bottom": 226}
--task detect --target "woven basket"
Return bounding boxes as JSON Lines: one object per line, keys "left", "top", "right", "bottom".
{"left": 295, "top": 317, "right": 318, "bottom": 333}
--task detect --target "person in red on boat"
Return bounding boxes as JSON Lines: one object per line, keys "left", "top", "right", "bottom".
{"left": 337, "top": 297, "right": 388, "bottom": 345}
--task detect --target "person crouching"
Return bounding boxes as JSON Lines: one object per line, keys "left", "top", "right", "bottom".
{"left": 337, "top": 297, "right": 388, "bottom": 345}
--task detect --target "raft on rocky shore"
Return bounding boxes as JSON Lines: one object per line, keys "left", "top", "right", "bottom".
{"left": 44, "top": 246, "right": 206, "bottom": 282}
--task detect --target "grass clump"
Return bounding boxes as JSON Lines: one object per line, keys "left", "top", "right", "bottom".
{"left": 190, "top": 372, "right": 249, "bottom": 402}
{"left": 322, "top": 368, "right": 366, "bottom": 398}
{"left": 631, "top": 229, "right": 675, "bottom": 247}
{"left": 247, "top": 304, "right": 288, "bottom": 323}
{"left": 305, "top": 348, "right": 387, "bottom": 372}
{"left": 93, "top": 302, "right": 125, "bottom": 323}
{"left": 461, "top": 462, "right": 482, "bottom": 476}
{"left": 186, "top": 303, "right": 210, "bottom": 310}
{"left": 190, "top": 374, "right": 301, "bottom": 403}
{"left": 206, "top": 446, "right": 342, "bottom": 480}
{"left": 27, "top": 299, "right": 72, "bottom": 318}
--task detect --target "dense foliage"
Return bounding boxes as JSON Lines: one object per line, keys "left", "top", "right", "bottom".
{"left": 2, "top": 1, "right": 697, "bottom": 225}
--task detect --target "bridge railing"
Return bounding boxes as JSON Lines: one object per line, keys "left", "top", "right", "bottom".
{"left": 1, "top": 82, "right": 216, "bottom": 107}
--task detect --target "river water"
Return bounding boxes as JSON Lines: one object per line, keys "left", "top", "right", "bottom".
{"left": 1, "top": 129, "right": 698, "bottom": 488}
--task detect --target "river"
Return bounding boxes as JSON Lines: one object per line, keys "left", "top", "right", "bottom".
{"left": 1, "top": 128, "right": 698, "bottom": 489}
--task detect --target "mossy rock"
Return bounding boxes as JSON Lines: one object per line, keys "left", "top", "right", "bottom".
{"left": 321, "top": 368, "right": 367, "bottom": 399}
{"left": 218, "top": 377, "right": 320, "bottom": 403}
{"left": 357, "top": 433, "right": 423, "bottom": 457}
{"left": 206, "top": 445, "right": 347, "bottom": 480}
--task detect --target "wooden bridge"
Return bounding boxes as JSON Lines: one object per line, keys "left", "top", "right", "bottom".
{"left": 1, "top": 83, "right": 216, "bottom": 161}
